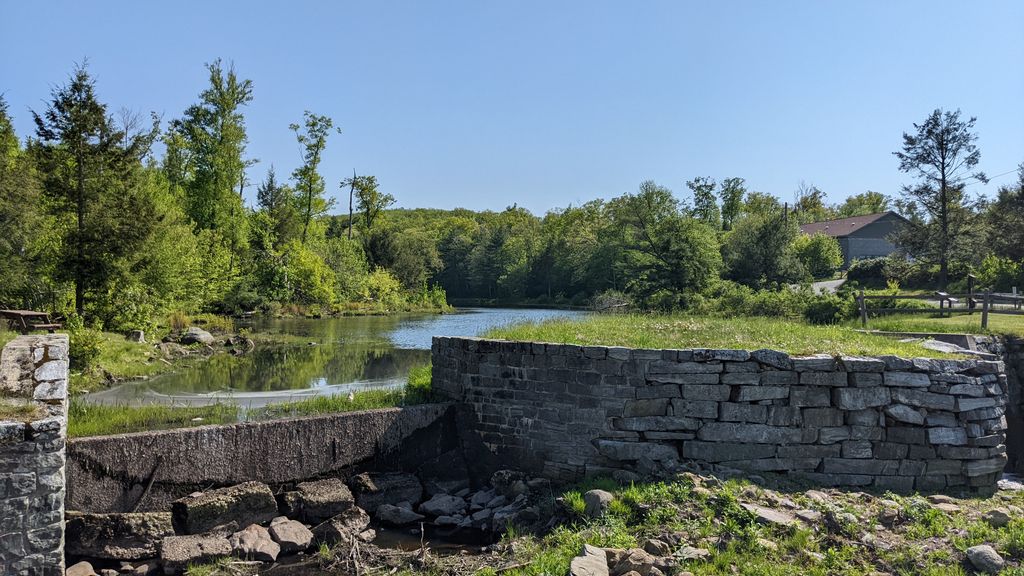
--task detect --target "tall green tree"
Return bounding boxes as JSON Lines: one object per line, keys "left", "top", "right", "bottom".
{"left": 836, "top": 191, "right": 889, "bottom": 217}
{"left": 985, "top": 164, "right": 1024, "bottom": 261}
{"left": 172, "top": 59, "right": 254, "bottom": 260}
{"left": 894, "top": 108, "right": 987, "bottom": 288}
{"left": 344, "top": 175, "right": 394, "bottom": 232}
{"left": 719, "top": 177, "right": 746, "bottom": 230}
{"left": 32, "top": 64, "right": 151, "bottom": 316}
{"left": 0, "top": 97, "right": 47, "bottom": 308}
{"left": 290, "top": 111, "right": 339, "bottom": 244}
{"left": 793, "top": 182, "right": 833, "bottom": 224}
{"left": 687, "top": 176, "right": 721, "bottom": 229}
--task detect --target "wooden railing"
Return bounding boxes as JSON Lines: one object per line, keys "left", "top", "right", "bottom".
{"left": 856, "top": 290, "right": 1024, "bottom": 329}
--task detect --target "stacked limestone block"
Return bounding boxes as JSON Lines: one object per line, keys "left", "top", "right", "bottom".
{"left": 0, "top": 335, "right": 69, "bottom": 576}
{"left": 432, "top": 337, "right": 1007, "bottom": 493}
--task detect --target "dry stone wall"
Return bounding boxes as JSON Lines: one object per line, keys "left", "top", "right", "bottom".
{"left": 432, "top": 337, "right": 1009, "bottom": 493}
{"left": 0, "top": 335, "right": 69, "bottom": 576}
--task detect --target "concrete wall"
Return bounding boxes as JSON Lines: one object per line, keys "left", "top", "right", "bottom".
{"left": 432, "top": 337, "right": 1009, "bottom": 493}
{"left": 67, "top": 403, "right": 457, "bottom": 513}
{"left": 0, "top": 335, "right": 69, "bottom": 576}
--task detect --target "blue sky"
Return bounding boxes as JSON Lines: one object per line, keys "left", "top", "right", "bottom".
{"left": 2, "top": 1, "right": 1021, "bottom": 215}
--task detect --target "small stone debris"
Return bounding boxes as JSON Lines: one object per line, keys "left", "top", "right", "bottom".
{"left": 740, "top": 503, "right": 798, "bottom": 527}
{"left": 983, "top": 508, "right": 1012, "bottom": 528}
{"left": 228, "top": 524, "right": 279, "bottom": 562}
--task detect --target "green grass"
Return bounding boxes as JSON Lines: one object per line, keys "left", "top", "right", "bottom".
{"left": 492, "top": 476, "right": 1024, "bottom": 576}
{"left": 67, "top": 400, "right": 238, "bottom": 438}
{"left": 859, "top": 312, "right": 1024, "bottom": 338}
{"left": 0, "top": 399, "right": 43, "bottom": 422}
{"left": 0, "top": 324, "right": 16, "bottom": 348}
{"left": 484, "top": 314, "right": 960, "bottom": 358}
{"left": 67, "top": 364, "right": 434, "bottom": 437}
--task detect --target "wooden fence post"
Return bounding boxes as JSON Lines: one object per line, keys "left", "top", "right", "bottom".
{"left": 981, "top": 291, "right": 990, "bottom": 330}
{"left": 858, "top": 290, "right": 867, "bottom": 328}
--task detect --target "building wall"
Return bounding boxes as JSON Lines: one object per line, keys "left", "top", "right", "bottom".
{"left": 432, "top": 336, "right": 1008, "bottom": 493}
{"left": 0, "top": 335, "right": 69, "bottom": 576}
{"left": 841, "top": 215, "right": 904, "bottom": 267}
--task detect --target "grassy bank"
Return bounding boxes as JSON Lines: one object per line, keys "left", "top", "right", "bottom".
{"left": 485, "top": 315, "right": 960, "bottom": 358}
{"left": 67, "top": 365, "right": 434, "bottom": 438}
{"left": 857, "top": 313, "right": 1024, "bottom": 338}
{"left": 487, "top": 473, "right": 1024, "bottom": 576}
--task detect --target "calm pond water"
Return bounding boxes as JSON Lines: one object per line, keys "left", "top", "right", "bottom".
{"left": 84, "top": 308, "right": 583, "bottom": 408}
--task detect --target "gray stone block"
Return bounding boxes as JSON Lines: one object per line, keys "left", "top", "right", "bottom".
{"left": 965, "top": 456, "right": 1006, "bottom": 477}
{"left": 802, "top": 408, "right": 844, "bottom": 427}
{"left": 849, "top": 372, "right": 883, "bottom": 387}
{"left": 899, "top": 460, "right": 927, "bottom": 475}
{"left": 887, "top": 426, "right": 928, "bottom": 445}
{"left": 872, "top": 476, "right": 915, "bottom": 493}
{"left": 873, "top": 442, "right": 908, "bottom": 460}
{"left": 720, "top": 403, "right": 768, "bottom": 423}
{"left": 648, "top": 360, "right": 723, "bottom": 374}
{"left": 847, "top": 409, "right": 882, "bottom": 427}
{"left": 766, "top": 406, "right": 802, "bottom": 426}
{"left": 884, "top": 404, "right": 924, "bottom": 425}
{"left": 643, "top": 431, "right": 695, "bottom": 440}
{"left": 636, "top": 384, "right": 681, "bottom": 399}
{"left": 751, "top": 349, "right": 793, "bottom": 370}
{"left": 594, "top": 440, "right": 677, "bottom": 462}
{"left": 649, "top": 372, "right": 720, "bottom": 385}
{"left": 928, "top": 427, "right": 968, "bottom": 446}
{"left": 760, "top": 371, "right": 798, "bottom": 386}
{"left": 850, "top": 426, "right": 884, "bottom": 441}
{"left": 614, "top": 416, "right": 701, "bottom": 432}
{"left": 799, "top": 372, "right": 848, "bottom": 386}
{"left": 841, "top": 440, "right": 873, "bottom": 459}
{"left": 817, "top": 426, "right": 851, "bottom": 444}
{"left": 926, "top": 460, "right": 962, "bottom": 475}
{"left": 883, "top": 372, "right": 931, "bottom": 387}
{"left": 936, "top": 446, "right": 993, "bottom": 460}
{"left": 670, "top": 399, "right": 719, "bottom": 418}
{"left": 840, "top": 356, "right": 886, "bottom": 372}
{"left": 681, "top": 441, "right": 776, "bottom": 462}
{"left": 724, "top": 361, "right": 761, "bottom": 373}
{"left": 956, "top": 397, "right": 997, "bottom": 412}
{"left": 693, "top": 349, "right": 750, "bottom": 362}
{"left": 623, "top": 399, "right": 670, "bottom": 417}
{"left": 799, "top": 472, "right": 874, "bottom": 487}
{"left": 822, "top": 458, "right": 899, "bottom": 475}
{"left": 696, "top": 422, "right": 806, "bottom": 444}
{"left": 791, "top": 354, "right": 837, "bottom": 372}
{"left": 880, "top": 355, "right": 914, "bottom": 371}
{"left": 681, "top": 384, "right": 731, "bottom": 401}
{"left": 891, "top": 388, "right": 955, "bottom": 411}
{"left": 721, "top": 372, "right": 760, "bottom": 385}
{"left": 777, "top": 444, "right": 840, "bottom": 458}
{"left": 833, "top": 387, "right": 890, "bottom": 410}
{"left": 735, "top": 386, "right": 789, "bottom": 402}
{"left": 724, "top": 457, "right": 821, "bottom": 471}
{"left": 789, "top": 386, "right": 831, "bottom": 407}
{"left": 962, "top": 406, "right": 1006, "bottom": 421}
{"left": 925, "top": 411, "right": 958, "bottom": 427}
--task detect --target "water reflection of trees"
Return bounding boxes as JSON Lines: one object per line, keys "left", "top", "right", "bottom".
{"left": 155, "top": 341, "right": 429, "bottom": 394}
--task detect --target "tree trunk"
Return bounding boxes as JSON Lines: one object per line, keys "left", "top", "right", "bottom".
{"left": 75, "top": 150, "right": 85, "bottom": 317}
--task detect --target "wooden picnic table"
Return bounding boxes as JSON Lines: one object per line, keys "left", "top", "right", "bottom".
{"left": 0, "top": 310, "right": 62, "bottom": 334}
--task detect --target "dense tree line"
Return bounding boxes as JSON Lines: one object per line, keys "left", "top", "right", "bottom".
{"left": 1, "top": 63, "right": 1021, "bottom": 332}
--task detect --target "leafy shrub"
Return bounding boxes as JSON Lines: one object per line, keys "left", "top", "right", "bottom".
{"left": 65, "top": 315, "right": 102, "bottom": 371}
{"left": 977, "top": 255, "right": 1023, "bottom": 292}
{"left": 592, "top": 289, "right": 633, "bottom": 313}
{"left": 846, "top": 258, "right": 888, "bottom": 287}
{"left": 792, "top": 233, "right": 843, "bottom": 279}
{"left": 803, "top": 293, "right": 852, "bottom": 325}
{"left": 362, "top": 267, "right": 403, "bottom": 309}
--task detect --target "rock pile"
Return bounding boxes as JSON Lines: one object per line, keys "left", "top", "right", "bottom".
{"left": 65, "top": 469, "right": 549, "bottom": 573}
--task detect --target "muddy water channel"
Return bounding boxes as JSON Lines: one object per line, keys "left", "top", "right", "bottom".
{"left": 84, "top": 308, "right": 582, "bottom": 409}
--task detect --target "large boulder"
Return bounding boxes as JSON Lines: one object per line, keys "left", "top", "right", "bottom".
{"left": 65, "top": 511, "right": 174, "bottom": 561}
{"left": 228, "top": 524, "right": 279, "bottom": 562}
{"left": 279, "top": 478, "right": 354, "bottom": 524}
{"left": 180, "top": 327, "right": 215, "bottom": 345}
{"left": 311, "top": 507, "right": 371, "bottom": 546}
{"left": 377, "top": 503, "right": 426, "bottom": 526}
{"left": 584, "top": 490, "right": 614, "bottom": 518}
{"left": 66, "top": 562, "right": 97, "bottom": 576}
{"left": 269, "top": 516, "right": 314, "bottom": 554}
{"left": 349, "top": 472, "right": 423, "bottom": 513}
{"left": 171, "top": 481, "right": 278, "bottom": 535}
{"left": 159, "top": 534, "right": 231, "bottom": 573}
{"left": 419, "top": 493, "right": 467, "bottom": 517}
{"left": 966, "top": 545, "right": 1005, "bottom": 574}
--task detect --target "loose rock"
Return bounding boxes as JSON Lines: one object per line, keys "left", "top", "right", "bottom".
{"left": 312, "top": 506, "right": 371, "bottom": 546}
{"left": 280, "top": 477, "right": 354, "bottom": 524}
{"left": 268, "top": 516, "right": 314, "bottom": 553}
{"left": 377, "top": 503, "right": 426, "bottom": 526}
{"left": 570, "top": 543, "right": 610, "bottom": 576}
{"left": 65, "top": 511, "right": 173, "bottom": 561}
{"left": 171, "top": 481, "right": 278, "bottom": 535}
{"left": 983, "top": 508, "right": 1012, "bottom": 528}
{"left": 66, "top": 561, "right": 97, "bottom": 576}
{"left": 349, "top": 472, "right": 423, "bottom": 513}
{"left": 584, "top": 489, "right": 615, "bottom": 517}
{"left": 419, "top": 493, "right": 468, "bottom": 517}
{"left": 229, "top": 524, "right": 280, "bottom": 562}
{"left": 966, "top": 544, "right": 1005, "bottom": 574}
{"left": 159, "top": 534, "right": 232, "bottom": 573}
